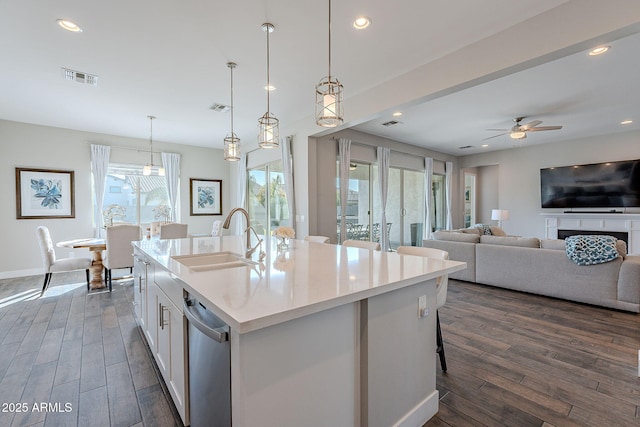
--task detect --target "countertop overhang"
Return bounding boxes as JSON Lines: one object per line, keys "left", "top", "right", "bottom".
{"left": 134, "top": 236, "right": 466, "bottom": 333}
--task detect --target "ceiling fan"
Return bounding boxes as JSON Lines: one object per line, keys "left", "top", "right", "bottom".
{"left": 484, "top": 117, "right": 563, "bottom": 140}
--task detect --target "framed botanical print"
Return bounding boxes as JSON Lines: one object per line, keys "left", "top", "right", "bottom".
{"left": 16, "top": 168, "right": 75, "bottom": 219}
{"left": 190, "top": 178, "right": 222, "bottom": 215}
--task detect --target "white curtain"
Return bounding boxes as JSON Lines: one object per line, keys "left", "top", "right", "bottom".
{"left": 445, "top": 161, "right": 453, "bottom": 230}
{"left": 91, "top": 144, "right": 111, "bottom": 237}
{"left": 424, "top": 157, "right": 434, "bottom": 240}
{"left": 161, "top": 152, "right": 181, "bottom": 222}
{"left": 281, "top": 136, "right": 295, "bottom": 231}
{"left": 338, "top": 138, "right": 351, "bottom": 243}
{"left": 235, "top": 153, "right": 247, "bottom": 235}
{"left": 377, "top": 147, "right": 390, "bottom": 251}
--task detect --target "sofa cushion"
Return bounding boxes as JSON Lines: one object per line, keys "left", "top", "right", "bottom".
{"left": 457, "top": 227, "right": 481, "bottom": 235}
{"left": 480, "top": 235, "right": 540, "bottom": 248}
{"left": 433, "top": 231, "right": 480, "bottom": 243}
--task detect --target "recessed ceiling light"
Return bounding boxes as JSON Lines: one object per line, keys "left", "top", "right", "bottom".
{"left": 621, "top": 119, "right": 633, "bottom": 125}
{"left": 588, "top": 45, "right": 610, "bottom": 56}
{"left": 392, "top": 112, "right": 402, "bottom": 117}
{"left": 265, "top": 85, "right": 276, "bottom": 91}
{"left": 57, "top": 19, "right": 83, "bottom": 32}
{"left": 353, "top": 16, "right": 371, "bottom": 30}
{"left": 481, "top": 144, "right": 489, "bottom": 148}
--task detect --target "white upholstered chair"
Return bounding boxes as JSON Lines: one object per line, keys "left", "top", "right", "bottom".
{"left": 342, "top": 239, "right": 381, "bottom": 251}
{"left": 304, "top": 235, "right": 330, "bottom": 244}
{"left": 211, "top": 220, "right": 223, "bottom": 237}
{"left": 36, "top": 226, "right": 92, "bottom": 296}
{"left": 160, "top": 223, "right": 188, "bottom": 239}
{"left": 396, "top": 245, "right": 449, "bottom": 372}
{"left": 150, "top": 221, "right": 163, "bottom": 236}
{"left": 103, "top": 224, "right": 140, "bottom": 291}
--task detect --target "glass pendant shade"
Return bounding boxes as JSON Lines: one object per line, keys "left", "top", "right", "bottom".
{"left": 315, "top": 76, "right": 343, "bottom": 127}
{"left": 258, "top": 23, "right": 279, "bottom": 149}
{"left": 258, "top": 112, "right": 279, "bottom": 148}
{"left": 224, "top": 133, "right": 240, "bottom": 161}
{"left": 224, "top": 62, "right": 241, "bottom": 161}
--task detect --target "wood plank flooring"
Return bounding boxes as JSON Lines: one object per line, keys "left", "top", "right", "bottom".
{"left": 426, "top": 280, "right": 640, "bottom": 427}
{"left": 1, "top": 272, "right": 638, "bottom": 426}
{"left": 0, "top": 271, "right": 180, "bottom": 427}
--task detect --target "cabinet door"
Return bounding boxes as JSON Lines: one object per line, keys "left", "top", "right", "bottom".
{"left": 156, "top": 291, "right": 188, "bottom": 423}
{"left": 146, "top": 282, "right": 159, "bottom": 354}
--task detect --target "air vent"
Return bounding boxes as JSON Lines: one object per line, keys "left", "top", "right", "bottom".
{"left": 381, "top": 120, "right": 401, "bottom": 127}
{"left": 458, "top": 145, "right": 474, "bottom": 149}
{"left": 209, "top": 103, "right": 231, "bottom": 113}
{"left": 61, "top": 68, "right": 98, "bottom": 86}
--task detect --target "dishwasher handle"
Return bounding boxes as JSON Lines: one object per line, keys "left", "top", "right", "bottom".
{"left": 184, "top": 299, "right": 229, "bottom": 343}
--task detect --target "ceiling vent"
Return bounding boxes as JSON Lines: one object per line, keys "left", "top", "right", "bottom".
{"left": 458, "top": 145, "right": 473, "bottom": 149}
{"left": 209, "top": 103, "right": 231, "bottom": 113}
{"left": 381, "top": 120, "right": 401, "bottom": 127}
{"left": 61, "top": 68, "right": 98, "bottom": 86}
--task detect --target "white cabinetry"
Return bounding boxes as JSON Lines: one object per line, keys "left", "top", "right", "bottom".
{"left": 133, "top": 249, "right": 188, "bottom": 425}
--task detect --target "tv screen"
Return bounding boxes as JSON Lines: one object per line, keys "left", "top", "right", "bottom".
{"left": 540, "top": 159, "right": 640, "bottom": 208}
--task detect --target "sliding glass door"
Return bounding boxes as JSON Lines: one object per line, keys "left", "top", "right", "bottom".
{"left": 247, "top": 161, "right": 290, "bottom": 237}
{"left": 336, "top": 161, "right": 371, "bottom": 241}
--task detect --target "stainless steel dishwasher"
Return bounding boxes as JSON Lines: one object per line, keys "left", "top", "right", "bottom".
{"left": 183, "top": 296, "right": 231, "bottom": 427}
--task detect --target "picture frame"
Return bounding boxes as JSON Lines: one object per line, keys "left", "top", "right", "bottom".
{"left": 16, "top": 167, "right": 75, "bottom": 219}
{"left": 190, "top": 178, "right": 222, "bottom": 216}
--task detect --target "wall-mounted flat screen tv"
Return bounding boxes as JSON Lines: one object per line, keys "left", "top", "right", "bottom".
{"left": 540, "top": 159, "right": 640, "bottom": 208}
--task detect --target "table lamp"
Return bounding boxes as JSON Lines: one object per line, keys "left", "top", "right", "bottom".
{"left": 491, "top": 209, "right": 509, "bottom": 228}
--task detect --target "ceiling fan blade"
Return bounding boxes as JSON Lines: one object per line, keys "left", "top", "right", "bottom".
{"left": 485, "top": 128, "right": 509, "bottom": 131}
{"left": 520, "top": 120, "right": 542, "bottom": 130}
{"left": 527, "top": 125, "right": 563, "bottom": 132}
{"left": 482, "top": 132, "right": 508, "bottom": 140}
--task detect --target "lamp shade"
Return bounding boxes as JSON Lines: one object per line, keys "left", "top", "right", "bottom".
{"left": 491, "top": 209, "right": 509, "bottom": 221}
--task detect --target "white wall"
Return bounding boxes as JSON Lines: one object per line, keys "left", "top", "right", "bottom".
{"left": 459, "top": 129, "right": 640, "bottom": 238}
{"left": 0, "top": 120, "right": 229, "bottom": 278}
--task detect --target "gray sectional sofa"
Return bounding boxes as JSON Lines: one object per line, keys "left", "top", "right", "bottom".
{"left": 423, "top": 228, "right": 640, "bottom": 313}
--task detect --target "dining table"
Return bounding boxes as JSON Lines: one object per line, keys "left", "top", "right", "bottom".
{"left": 56, "top": 238, "right": 107, "bottom": 290}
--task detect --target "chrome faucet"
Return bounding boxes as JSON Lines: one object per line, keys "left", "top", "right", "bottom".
{"left": 223, "top": 207, "right": 264, "bottom": 259}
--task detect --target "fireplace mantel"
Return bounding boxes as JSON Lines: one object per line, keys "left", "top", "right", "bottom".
{"left": 541, "top": 212, "right": 640, "bottom": 254}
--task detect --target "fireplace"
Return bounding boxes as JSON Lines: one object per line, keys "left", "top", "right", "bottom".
{"left": 557, "top": 229, "right": 629, "bottom": 245}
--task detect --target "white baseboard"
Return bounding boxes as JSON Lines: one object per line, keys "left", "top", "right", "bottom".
{"left": 0, "top": 268, "right": 42, "bottom": 280}
{"left": 394, "top": 390, "right": 439, "bottom": 427}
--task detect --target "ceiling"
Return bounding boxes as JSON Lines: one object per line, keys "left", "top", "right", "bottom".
{"left": 1, "top": 0, "right": 638, "bottom": 156}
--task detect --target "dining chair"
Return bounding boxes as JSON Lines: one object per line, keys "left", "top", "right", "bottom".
{"left": 396, "top": 246, "right": 449, "bottom": 372}
{"left": 342, "top": 239, "right": 381, "bottom": 251}
{"left": 304, "top": 235, "right": 330, "bottom": 244}
{"left": 160, "top": 223, "right": 188, "bottom": 239}
{"left": 150, "top": 221, "right": 163, "bottom": 236}
{"left": 36, "top": 226, "right": 92, "bottom": 296}
{"left": 211, "top": 220, "right": 223, "bottom": 237}
{"left": 103, "top": 224, "right": 141, "bottom": 291}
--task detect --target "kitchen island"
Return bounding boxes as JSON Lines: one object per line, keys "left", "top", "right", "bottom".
{"left": 132, "top": 236, "right": 465, "bottom": 427}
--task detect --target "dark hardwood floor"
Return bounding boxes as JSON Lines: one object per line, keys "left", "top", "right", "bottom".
{"left": 0, "top": 271, "right": 179, "bottom": 427}
{"left": 426, "top": 280, "right": 640, "bottom": 427}
{"left": 1, "top": 272, "right": 638, "bottom": 426}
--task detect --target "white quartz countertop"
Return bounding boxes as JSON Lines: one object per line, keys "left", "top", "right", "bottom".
{"left": 134, "top": 236, "right": 466, "bottom": 333}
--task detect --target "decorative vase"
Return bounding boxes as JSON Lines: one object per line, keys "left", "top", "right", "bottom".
{"left": 277, "top": 237, "right": 289, "bottom": 252}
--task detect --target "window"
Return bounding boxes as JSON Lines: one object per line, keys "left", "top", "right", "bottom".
{"left": 247, "top": 161, "right": 289, "bottom": 236}
{"left": 101, "top": 164, "right": 170, "bottom": 225}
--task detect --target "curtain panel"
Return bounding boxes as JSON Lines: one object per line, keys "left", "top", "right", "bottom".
{"left": 161, "top": 152, "right": 181, "bottom": 222}
{"left": 90, "top": 144, "right": 111, "bottom": 237}
{"left": 424, "top": 157, "right": 434, "bottom": 240}
{"left": 281, "top": 136, "right": 296, "bottom": 232}
{"left": 377, "top": 147, "right": 390, "bottom": 251}
{"left": 338, "top": 138, "right": 351, "bottom": 243}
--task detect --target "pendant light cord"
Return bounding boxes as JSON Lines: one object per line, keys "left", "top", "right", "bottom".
{"left": 328, "top": 0, "right": 332, "bottom": 79}
{"left": 266, "top": 25, "right": 271, "bottom": 113}
{"left": 230, "top": 65, "right": 234, "bottom": 134}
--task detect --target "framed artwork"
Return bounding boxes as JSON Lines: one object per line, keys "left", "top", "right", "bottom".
{"left": 190, "top": 178, "right": 222, "bottom": 215}
{"left": 16, "top": 168, "right": 75, "bottom": 219}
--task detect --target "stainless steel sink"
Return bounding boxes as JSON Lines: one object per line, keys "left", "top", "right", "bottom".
{"left": 172, "top": 251, "right": 256, "bottom": 271}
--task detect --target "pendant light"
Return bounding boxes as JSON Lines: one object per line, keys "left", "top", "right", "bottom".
{"left": 224, "top": 62, "right": 241, "bottom": 161}
{"left": 258, "top": 23, "right": 279, "bottom": 148}
{"left": 315, "top": 0, "right": 343, "bottom": 127}
{"left": 143, "top": 115, "right": 165, "bottom": 176}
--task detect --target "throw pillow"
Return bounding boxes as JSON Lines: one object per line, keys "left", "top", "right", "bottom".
{"left": 474, "top": 224, "right": 493, "bottom": 235}
{"left": 565, "top": 235, "right": 619, "bottom": 265}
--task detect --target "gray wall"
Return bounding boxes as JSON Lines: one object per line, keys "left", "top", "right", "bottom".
{"left": 459, "top": 129, "right": 640, "bottom": 238}
{"left": 1, "top": 119, "right": 229, "bottom": 277}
